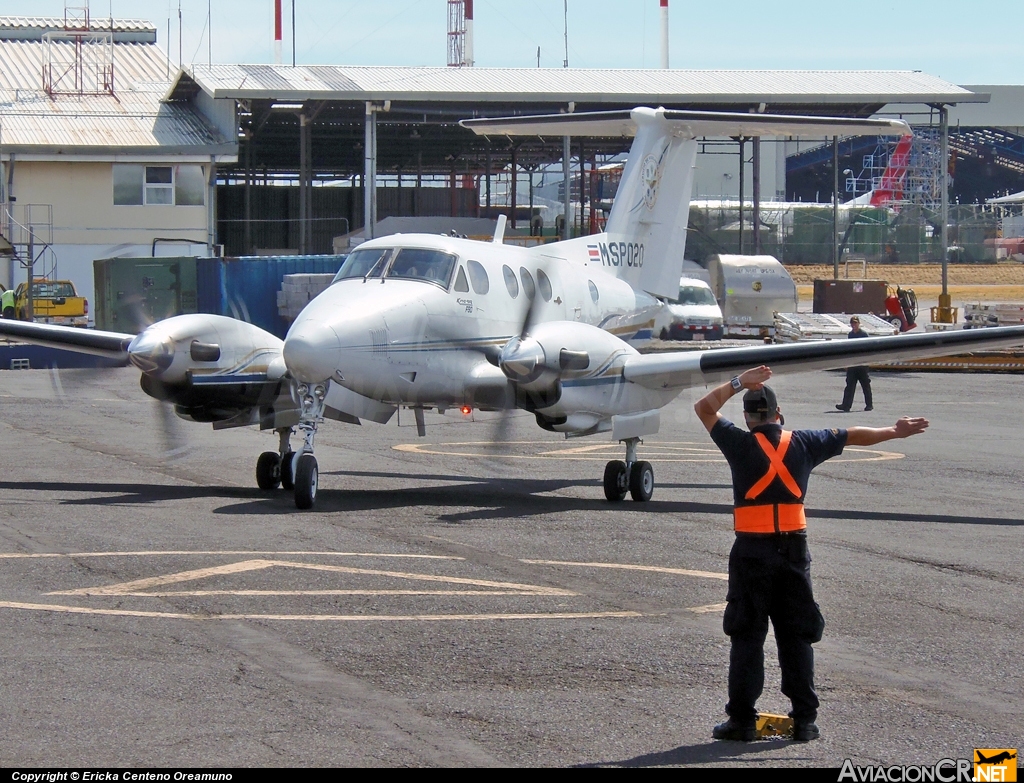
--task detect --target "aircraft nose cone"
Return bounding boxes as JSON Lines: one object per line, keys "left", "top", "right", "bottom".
{"left": 127, "top": 328, "right": 174, "bottom": 374}
{"left": 284, "top": 321, "right": 342, "bottom": 383}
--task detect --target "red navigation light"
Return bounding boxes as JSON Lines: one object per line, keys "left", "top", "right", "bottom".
{"left": 460, "top": 405, "right": 472, "bottom": 416}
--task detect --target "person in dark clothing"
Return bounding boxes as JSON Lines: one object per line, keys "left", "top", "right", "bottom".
{"left": 694, "top": 365, "right": 928, "bottom": 742}
{"left": 837, "top": 316, "right": 872, "bottom": 411}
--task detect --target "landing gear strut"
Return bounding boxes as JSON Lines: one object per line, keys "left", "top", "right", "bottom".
{"left": 255, "top": 427, "right": 296, "bottom": 491}
{"left": 292, "top": 381, "right": 328, "bottom": 509}
{"left": 603, "top": 437, "right": 654, "bottom": 502}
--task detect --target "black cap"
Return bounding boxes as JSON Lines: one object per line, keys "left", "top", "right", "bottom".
{"left": 743, "top": 385, "right": 778, "bottom": 419}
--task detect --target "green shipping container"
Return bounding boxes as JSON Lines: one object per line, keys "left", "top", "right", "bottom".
{"left": 93, "top": 256, "right": 198, "bottom": 334}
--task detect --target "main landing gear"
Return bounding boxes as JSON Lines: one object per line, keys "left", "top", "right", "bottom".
{"left": 603, "top": 436, "right": 654, "bottom": 503}
{"left": 255, "top": 381, "right": 327, "bottom": 510}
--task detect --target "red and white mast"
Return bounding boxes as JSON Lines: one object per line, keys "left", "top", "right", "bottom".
{"left": 660, "top": 0, "right": 669, "bottom": 69}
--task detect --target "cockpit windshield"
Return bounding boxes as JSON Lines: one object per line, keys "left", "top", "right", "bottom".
{"left": 332, "top": 247, "right": 390, "bottom": 283}
{"left": 385, "top": 248, "right": 457, "bottom": 288}
{"left": 672, "top": 285, "right": 717, "bottom": 306}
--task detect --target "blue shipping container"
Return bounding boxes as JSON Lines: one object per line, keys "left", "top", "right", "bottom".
{"left": 196, "top": 255, "right": 343, "bottom": 339}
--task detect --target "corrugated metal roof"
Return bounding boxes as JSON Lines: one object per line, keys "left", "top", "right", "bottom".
{"left": 0, "top": 17, "right": 155, "bottom": 31}
{"left": 0, "top": 17, "right": 155, "bottom": 43}
{"left": 175, "top": 64, "right": 985, "bottom": 106}
{"left": 0, "top": 36, "right": 231, "bottom": 155}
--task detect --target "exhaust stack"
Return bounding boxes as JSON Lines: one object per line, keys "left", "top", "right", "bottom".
{"left": 464, "top": 0, "right": 474, "bottom": 67}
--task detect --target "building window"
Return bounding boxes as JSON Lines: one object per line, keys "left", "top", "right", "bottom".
{"left": 113, "top": 164, "right": 205, "bottom": 206}
{"left": 146, "top": 166, "right": 173, "bottom": 204}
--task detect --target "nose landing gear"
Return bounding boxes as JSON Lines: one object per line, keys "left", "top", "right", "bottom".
{"left": 292, "top": 381, "right": 328, "bottom": 509}
{"left": 603, "top": 437, "right": 654, "bottom": 502}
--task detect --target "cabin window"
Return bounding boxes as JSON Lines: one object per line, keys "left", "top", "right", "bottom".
{"left": 502, "top": 265, "right": 519, "bottom": 298}
{"left": 454, "top": 266, "right": 470, "bottom": 292}
{"left": 588, "top": 280, "right": 600, "bottom": 303}
{"left": 467, "top": 260, "right": 489, "bottom": 294}
{"left": 332, "top": 247, "right": 390, "bottom": 282}
{"left": 536, "top": 268, "right": 553, "bottom": 302}
{"left": 519, "top": 267, "right": 536, "bottom": 300}
{"left": 113, "top": 164, "right": 206, "bottom": 206}
{"left": 387, "top": 248, "right": 457, "bottom": 288}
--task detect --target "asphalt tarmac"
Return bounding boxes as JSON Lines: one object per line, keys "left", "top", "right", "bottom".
{"left": 0, "top": 365, "right": 1020, "bottom": 768}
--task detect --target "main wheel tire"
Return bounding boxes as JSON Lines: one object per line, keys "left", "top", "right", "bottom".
{"left": 629, "top": 460, "right": 654, "bottom": 502}
{"left": 294, "top": 454, "right": 318, "bottom": 510}
{"left": 280, "top": 451, "right": 296, "bottom": 490}
{"left": 603, "top": 460, "right": 628, "bottom": 502}
{"left": 256, "top": 451, "right": 281, "bottom": 490}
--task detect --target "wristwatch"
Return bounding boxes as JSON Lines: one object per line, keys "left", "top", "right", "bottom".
{"left": 730, "top": 376, "right": 743, "bottom": 391}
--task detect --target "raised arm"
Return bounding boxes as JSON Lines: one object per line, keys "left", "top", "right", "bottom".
{"left": 846, "top": 417, "right": 929, "bottom": 446}
{"left": 694, "top": 365, "right": 773, "bottom": 433}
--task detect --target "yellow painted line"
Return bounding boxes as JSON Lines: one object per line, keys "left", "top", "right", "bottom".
{"left": 688, "top": 603, "right": 728, "bottom": 614}
{"left": 0, "top": 551, "right": 462, "bottom": 560}
{"left": 51, "top": 559, "right": 279, "bottom": 595}
{"left": 394, "top": 441, "right": 903, "bottom": 463}
{"left": 49, "top": 558, "right": 575, "bottom": 597}
{"left": 0, "top": 601, "right": 640, "bottom": 622}
{"left": 522, "top": 559, "right": 728, "bottom": 581}
{"left": 77, "top": 590, "right": 557, "bottom": 597}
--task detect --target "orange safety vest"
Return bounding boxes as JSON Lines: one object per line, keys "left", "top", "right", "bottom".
{"left": 733, "top": 430, "right": 807, "bottom": 534}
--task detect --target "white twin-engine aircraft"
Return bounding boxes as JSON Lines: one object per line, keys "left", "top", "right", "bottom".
{"left": 5, "top": 107, "right": 1024, "bottom": 510}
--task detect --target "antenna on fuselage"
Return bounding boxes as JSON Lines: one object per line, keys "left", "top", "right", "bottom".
{"left": 492, "top": 214, "right": 507, "bottom": 244}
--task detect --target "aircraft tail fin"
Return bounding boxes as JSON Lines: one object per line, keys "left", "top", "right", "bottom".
{"left": 462, "top": 108, "right": 911, "bottom": 299}
{"left": 869, "top": 134, "right": 913, "bottom": 207}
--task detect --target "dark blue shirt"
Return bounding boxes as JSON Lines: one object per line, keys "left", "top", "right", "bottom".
{"left": 710, "top": 420, "right": 848, "bottom": 507}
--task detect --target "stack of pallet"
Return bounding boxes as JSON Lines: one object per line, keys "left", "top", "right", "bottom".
{"left": 277, "top": 274, "right": 336, "bottom": 322}
{"left": 963, "top": 302, "right": 1024, "bottom": 328}
{"left": 774, "top": 312, "right": 897, "bottom": 342}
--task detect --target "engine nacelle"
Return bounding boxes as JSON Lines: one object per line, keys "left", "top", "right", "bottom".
{"left": 129, "top": 314, "right": 287, "bottom": 421}
{"left": 500, "top": 321, "right": 639, "bottom": 386}
{"left": 127, "top": 314, "right": 283, "bottom": 385}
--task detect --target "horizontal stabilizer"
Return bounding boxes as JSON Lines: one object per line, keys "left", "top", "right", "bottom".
{"left": 462, "top": 107, "right": 911, "bottom": 139}
{"left": 0, "top": 320, "right": 133, "bottom": 360}
{"left": 623, "top": 326, "right": 1024, "bottom": 390}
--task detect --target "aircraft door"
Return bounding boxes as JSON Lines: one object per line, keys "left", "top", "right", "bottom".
{"left": 534, "top": 259, "right": 569, "bottom": 323}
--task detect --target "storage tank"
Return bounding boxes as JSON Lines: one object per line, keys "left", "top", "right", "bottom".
{"left": 706, "top": 254, "right": 798, "bottom": 338}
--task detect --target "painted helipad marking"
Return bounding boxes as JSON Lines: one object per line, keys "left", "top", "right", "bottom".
{"left": 394, "top": 441, "right": 903, "bottom": 463}
{"left": 0, "top": 552, "right": 729, "bottom": 622}
{"left": 522, "top": 559, "right": 728, "bottom": 581}
{"left": 49, "top": 558, "right": 575, "bottom": 597}
{"left": 0, "top": 550, "right": 460, "bottom": 560}
{"left": 0, "top": 601, "right": 641, "bottom": 623}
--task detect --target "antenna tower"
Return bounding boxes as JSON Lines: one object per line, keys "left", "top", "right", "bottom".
{"left": 447, "top": 0, "right": 465, "bottom": 67}
{"left": 42, "top": 3, "right": 115, "bottom": 97}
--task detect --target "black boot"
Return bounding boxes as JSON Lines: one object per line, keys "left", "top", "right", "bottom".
{"left": 713, "top": 718, "right": 756, "bottom": 741}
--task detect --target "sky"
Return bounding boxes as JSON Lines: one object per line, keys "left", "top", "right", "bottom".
{"left": 2, "top": 0, "right": 1022, "bottom": 85}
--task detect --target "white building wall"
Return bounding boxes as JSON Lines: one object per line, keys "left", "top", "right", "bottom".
{"left": 6, "top": 160, "right": 210, "bottom": 307}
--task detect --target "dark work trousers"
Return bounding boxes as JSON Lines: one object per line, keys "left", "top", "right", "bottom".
{"left": 723, "top": 534, "right": 825, "bottom": 725}
{"left": 841, "top": 366, "right": 872, "bottom": 409}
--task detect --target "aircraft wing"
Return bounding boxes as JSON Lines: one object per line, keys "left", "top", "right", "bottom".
{"left": 0, "top": 319, "right": 133, "bottom": 361}
{"left": 462, "top": 107, "right": 911, "bottom": 139}
{"left": 622, "top": 326, "right": 1024, "bottom": 390}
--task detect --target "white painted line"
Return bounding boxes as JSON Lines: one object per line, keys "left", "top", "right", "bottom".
{"left": 80, "top": 590, "right": 556, "bottom": 597}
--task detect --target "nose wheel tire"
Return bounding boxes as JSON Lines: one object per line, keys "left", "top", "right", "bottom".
{"left": 603, "top": 460, "right": 628, "bottom": 502}
{"left": 256, "top": 451, "right": 281, "bottom": 490}
{"left": 281, "top": 451, "right": 296, "bottom": 490}
{"left": 294, "top": 454, "right": 319, "bottom": 510}
{"left": 629, "top": 461, "right": 654, "bottom": 502}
